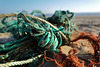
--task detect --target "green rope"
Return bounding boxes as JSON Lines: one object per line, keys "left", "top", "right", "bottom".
{"left": 0, "top": 10, "right": 77, "bottom": 67}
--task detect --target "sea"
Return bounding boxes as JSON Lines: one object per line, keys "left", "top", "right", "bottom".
{"left": 45, "top": 12, "right": 100, "bottom": 17}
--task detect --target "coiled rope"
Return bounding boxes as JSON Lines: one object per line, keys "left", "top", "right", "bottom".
{"left": 0, "top": 10, "right": 77, "bottom": 67}
{"left": 0, "top": 13, "right": 68, "bottom": 42}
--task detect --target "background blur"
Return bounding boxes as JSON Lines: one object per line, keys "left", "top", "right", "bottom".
{"left": 0, "top": 0, "right": 100, "bottom": 35}
{"left": 0, "top": 0, "right": 100, "bottom": 14}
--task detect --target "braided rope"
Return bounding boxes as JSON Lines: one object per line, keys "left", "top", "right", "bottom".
{"left": 0, "top": 54, "right": 43, "bottom": 67}
{"left": 0, "top": 13, "right": 68, "bottom": 43}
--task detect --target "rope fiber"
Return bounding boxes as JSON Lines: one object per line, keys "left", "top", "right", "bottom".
{"left": 0, "top": 10, "right": 77, "bottom": 67}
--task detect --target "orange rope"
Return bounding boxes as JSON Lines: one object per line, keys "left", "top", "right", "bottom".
{"left": 38, "top": 51, "right": 62, "bottom": 67}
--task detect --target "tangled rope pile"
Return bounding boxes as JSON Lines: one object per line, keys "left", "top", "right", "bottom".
{"left": 39, "top": 31, "right": 100, "bottom": 67}
{"left": 0, "top": 10, "right": 77, "bottom": 67}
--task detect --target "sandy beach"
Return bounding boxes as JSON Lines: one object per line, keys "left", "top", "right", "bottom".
{"left": 72, "top": 15, "right": 100, "bottom": 35}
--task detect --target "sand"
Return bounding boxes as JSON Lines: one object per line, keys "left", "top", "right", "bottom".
{"left": 72, "top": 15, "right": 100, "bottom": 35}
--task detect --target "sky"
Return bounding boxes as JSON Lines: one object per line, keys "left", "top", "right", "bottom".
{"left": 0, "top": 0, "right": 100, "bottom": 14}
